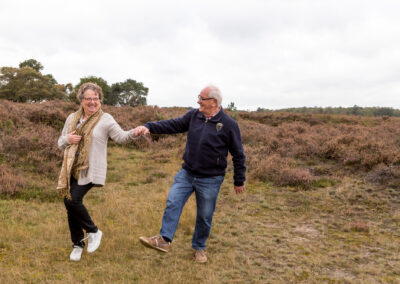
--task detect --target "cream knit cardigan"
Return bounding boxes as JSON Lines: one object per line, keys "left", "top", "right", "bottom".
{"left": 58, "top": 112, "right": 135, "bottom": 186}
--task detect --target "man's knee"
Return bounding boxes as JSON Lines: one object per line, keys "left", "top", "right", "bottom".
{"left": 197, "top": 202, "right": 216, "bottom": 219}
{"left": 165, "top": 196, "right": 182, "bottom": 210}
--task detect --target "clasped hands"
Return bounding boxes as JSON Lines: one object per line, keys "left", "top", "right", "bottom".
{"left": 133, "top": 126, "right": 150, "bottom": 136}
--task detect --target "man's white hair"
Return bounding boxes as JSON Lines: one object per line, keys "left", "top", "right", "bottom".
{"left": 206, "top": 85, "right": 222, "bottom": 107}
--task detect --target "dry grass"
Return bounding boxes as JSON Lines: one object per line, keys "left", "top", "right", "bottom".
{"left": 1, "top": 145, "right": 400, "bottom": 283}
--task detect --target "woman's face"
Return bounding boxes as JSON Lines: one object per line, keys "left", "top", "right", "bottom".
{"left": 81, "top": 89, "right": 101, "bottom": 117}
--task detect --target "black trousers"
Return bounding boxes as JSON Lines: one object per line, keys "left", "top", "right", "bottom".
{"left": 64, "top": 177, "right": 98, "bottom": 247}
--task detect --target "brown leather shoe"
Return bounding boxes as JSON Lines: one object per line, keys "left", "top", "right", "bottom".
{"left": 194, "top": 249, "right": 207, "bottom": 263}
{"left": 139, "top": 235, "right": 170, "bottom": 253}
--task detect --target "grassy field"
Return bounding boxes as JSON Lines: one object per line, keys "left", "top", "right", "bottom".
{"left": 1, "top": 144, "right": 400, "bottom": 283}
{"left": 1, "top": 100, "right": 400, "bottom": 282}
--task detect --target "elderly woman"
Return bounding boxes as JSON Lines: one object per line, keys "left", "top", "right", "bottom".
{"left": 57, "top": 82, "right": 136, "bottom": 261}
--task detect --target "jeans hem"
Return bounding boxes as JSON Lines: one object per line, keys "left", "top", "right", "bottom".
{"left": 192, "top": 246, "right": 206, "bottom": 250}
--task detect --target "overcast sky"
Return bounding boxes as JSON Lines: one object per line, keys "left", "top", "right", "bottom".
{"left": 1, "top": 0, "right": 400, "bottom": 110}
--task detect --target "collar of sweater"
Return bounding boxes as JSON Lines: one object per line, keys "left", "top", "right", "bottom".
{"left": 197, "top": 107, "right": 224, "bottom": 122}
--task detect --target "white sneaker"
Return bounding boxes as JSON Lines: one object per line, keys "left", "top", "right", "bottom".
{"left": 87, "top": 229, "right": 102, "bottom": 253}
{"left": 70, "top": 245, "right": 83, "bottom": 261}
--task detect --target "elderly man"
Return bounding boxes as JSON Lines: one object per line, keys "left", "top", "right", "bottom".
{"left": 134, "top": 85, "right": 246, "bottom": 263}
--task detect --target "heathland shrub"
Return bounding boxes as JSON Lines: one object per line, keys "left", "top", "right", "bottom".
{"left": 239, "top": 111, "right": 380, "bottom": 127}
{"left": 2, "top": 99, "right": 400, "bottom": 193}
{"left": 103, "top": 105, "right": 160, "bottom": 128}
{"left": 247, "top": 154, "right": 288, "bottom": 182}
{"left": 365, "top": 163, "right": 400, "bottom": 187}
{"left": 28, "top": 108, "right": 66, "bottom": 130}
{"left": 276, "top": 168, "right": 315, "bottom": 188}
{"left": 247, "top": 154, "right": 315, "bottom": 188}
{"left": 239, "top": 112, "right": 400, "bottom": 188}
{"left": 0, "top": 100, "right": 188, "bottom": 193}
{"left": 0, "top": 164, "right": 25, "bottom": 194}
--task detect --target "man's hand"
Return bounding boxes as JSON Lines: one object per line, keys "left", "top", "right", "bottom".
{"left": 68, "top": 130, "right": 82, "bottom": 144}
{"left": 133, "top": 126, "right": 150, "bottom": 136}
{"left": 234, "top": 185, "right": 245, "bottom": 194}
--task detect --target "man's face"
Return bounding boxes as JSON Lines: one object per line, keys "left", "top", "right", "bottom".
{"left": 197, "top": 88, "right": 217, "bottom": 115}
{"left": 81, "top": 89, "right": 101, "bottom": 117}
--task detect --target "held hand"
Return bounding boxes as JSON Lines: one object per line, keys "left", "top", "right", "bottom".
{"left": 234, "top": 185, "right": 245, "bottom": 194}
{"left": 68, "top": 130, "right": 82, "bottom": 144}
{"left": 133, "top": 126, "right": 150, "bottom": 136}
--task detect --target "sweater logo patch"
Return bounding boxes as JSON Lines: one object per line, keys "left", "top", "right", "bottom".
{"left": 216, "top": 123, "right": 223, "bottom": 131}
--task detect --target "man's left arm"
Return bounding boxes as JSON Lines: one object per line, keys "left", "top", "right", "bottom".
{"left": 228, "top": 122, "right": 246, "bottom": 194}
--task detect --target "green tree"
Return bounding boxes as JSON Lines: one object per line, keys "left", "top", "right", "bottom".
{"left": 44, "top": 74, "right": 58, "bottom": 85}
{"left": 74, "top": 76, "right": 111, "bottom": 103}
{"left": 108, "top": 83, "right": 123, "bottom": 106}
{"left": 350, "top": 105, "right": 362, "bottom": 115}
{"left": 19, "top": 59, "right": 58, "bottom": 86}
{"left": 19, "top": 59, "right": 44, "bottom": 72}
{"left": 0, "top": 67, "right": 66, "bottom": 102}
{"left": 55, "top": 83, "right": 74, "bottom": 101}
{"left": 226, "top": 102, "right": 237, "bottom": 111}
{"left": 110, "top": 79, "right": 148, "bottom": 106}
{"left": 373, "top": 107, "right": 394, "bottom": 117}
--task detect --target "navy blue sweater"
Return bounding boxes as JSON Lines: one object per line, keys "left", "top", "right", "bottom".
{"left": 144, "top": 108, "right": 246, "bottom": 186}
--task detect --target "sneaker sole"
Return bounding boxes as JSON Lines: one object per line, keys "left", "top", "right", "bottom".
{"left": 139, "top": 237, "right": 169, "bottom": 253}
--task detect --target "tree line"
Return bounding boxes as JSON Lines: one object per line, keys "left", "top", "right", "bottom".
{"left": 257, "top": 105, "right": 400, "bottom": 117}
{"left": 0, "top": 59, "right": 148, "bottom": 106}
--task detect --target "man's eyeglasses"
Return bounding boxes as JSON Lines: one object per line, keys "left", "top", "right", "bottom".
{"left": 83, "top": 97, "right": 100, "bottom": 102}
{"left": 198, "top": 95, "right": 214, "bottom": 101}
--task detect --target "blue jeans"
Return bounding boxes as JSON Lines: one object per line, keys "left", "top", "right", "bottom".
{"left": 160, "top": 168, "right": 224, "bottom": 250}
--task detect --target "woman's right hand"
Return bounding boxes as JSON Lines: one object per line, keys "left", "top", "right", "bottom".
{"left": 68, "top": 130, "right": 82, "bottom": 144}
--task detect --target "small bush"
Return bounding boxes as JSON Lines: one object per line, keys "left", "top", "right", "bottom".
{"left": 28, "top": 108, "right": 66, "bottom": 130}
{"left": 248, "top": 154, "right": 315, "bottom": 188}
{"left": 365, "top": 164, "right": 400, "bottom": 186}
{"left": 275, "top": 168, "right": 315, "bottom": 188}
{"left": 0, "top": 164, "right": 26, "bottom": 195}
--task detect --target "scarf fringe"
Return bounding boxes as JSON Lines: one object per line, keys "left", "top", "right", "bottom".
{"left": 58, "top": 187, "right": 72, "bottom": 200}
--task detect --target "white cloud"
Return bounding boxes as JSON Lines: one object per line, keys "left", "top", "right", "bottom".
{"left": 1, "top": 0, "right": 400, "bottom": 110}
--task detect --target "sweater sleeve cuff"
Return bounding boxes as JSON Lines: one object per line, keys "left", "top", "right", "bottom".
{"left": 62, "top": 135, "right": 70, "bottom": 146}
{"left": 143, "top": 123, "right": 151, "bottom": 131}
{"left": 234, "top": 181, "right": 244, "bottom": 187}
